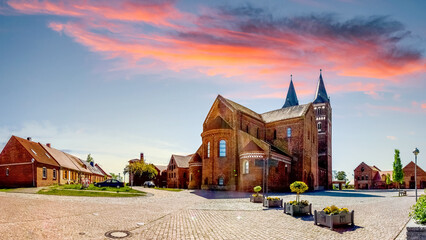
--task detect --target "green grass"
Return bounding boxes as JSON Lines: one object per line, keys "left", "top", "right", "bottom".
{"left": 37, "top": 189, "right": 145, "bottom": 197}
{"left": 37, "top": 184, "right": 146, "bottom": 197}
{"left": 0, "top": 188, "right": 15, "bottom": 192}
{"left": 154, "top": 187, "right": 183, "bottom": 192}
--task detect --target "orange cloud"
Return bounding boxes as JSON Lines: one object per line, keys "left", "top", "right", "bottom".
{"left": 422, "top": 103, "right": 426, "bottom": 109}
{"left": 5, "top": 0, "right": 426, "bottom": 95}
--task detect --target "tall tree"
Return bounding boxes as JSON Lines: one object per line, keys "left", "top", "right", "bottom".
{"left": 335, "top": 171, "right": 347, "bottom": 181}
{"left": 125, "top": 160, "right": 158, "bottom": 182}
{"left": 110, "top": 173, "right": 118, "bottom": 180}
{"left": 86, "top": 154, "right": 94, "bottom": 163}
{"left": 393, "top": 149, "right": 404, "bottom": 189}
{"left": 385, "top": 173, "right": 392, "bottom": 188}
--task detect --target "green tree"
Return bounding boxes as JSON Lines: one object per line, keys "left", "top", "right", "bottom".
{"left": 335, "top": 171, "right": 347, "bottom": 181}
{"left": 385, "top": 173, "right": 392, "bottom": 188}
{"left": 125, "top": 159, "right": 158, "bottom": 182}
{"left": 393, "top": 149, "right": 404, "bottom": 189}
{"left": 86, "top": 154, "right": 94, "bottom": 163}
{"left": 110, "top": 173, "right": 118, "bottom": 180}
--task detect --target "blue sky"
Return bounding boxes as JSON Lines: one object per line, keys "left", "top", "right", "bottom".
{"left": 0, "top": 0, "right": 425, "bottom": 181}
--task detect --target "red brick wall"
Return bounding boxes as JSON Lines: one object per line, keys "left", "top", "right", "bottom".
{"left": 354, "top": 163, "right": 377, "bottom": 189}
{"left": 35, "top": 163, "right": 59, "bottom": 187}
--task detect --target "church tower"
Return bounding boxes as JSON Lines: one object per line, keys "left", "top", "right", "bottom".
{"left": 313, "top": 69, "right": 332, "bottom": 189}
{"left": 283, "top": 75, "right": 299, "bottom": 108}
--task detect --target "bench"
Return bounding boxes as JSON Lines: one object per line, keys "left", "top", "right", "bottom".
{"left": 398, "top": 190, "right": 407, "bottom": 196}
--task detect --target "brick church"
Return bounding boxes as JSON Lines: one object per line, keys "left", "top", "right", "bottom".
{"left": 186, "top": 70, "right": 332, "bottom": 191}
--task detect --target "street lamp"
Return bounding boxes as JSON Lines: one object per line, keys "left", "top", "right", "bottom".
{"left": 413, "top": 147, "right": 420, "bottom": 201}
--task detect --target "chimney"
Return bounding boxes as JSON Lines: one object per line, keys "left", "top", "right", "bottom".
{"left": 27, "top": 137, "right": 32, "bottom": 141}
{"left": 46, "top": 143, "right": 51, "bottom": 148}
{"left": 140, "top": 153, "right": 144, "bottom": 161}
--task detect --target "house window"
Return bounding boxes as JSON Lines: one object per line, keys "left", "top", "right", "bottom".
{"left": 219, "top": 140, "right": 226, "bottom": 157}
{"left": 189, "top": 173, "right": 192, "bottom": 181}
{"left": 6, "top": 168, "right": 9, "bottom": 176}
{"left": 64, "top": 170, "right": 68, "bottom": 179}
{"left": 207, "top": 142, "right": 210, "bottom": 158}
{"left": 366, "top": 176, "right": 368, "bottom": 180}
{"left": 218, "top": 177, "right": 224, "bottom": 186}
{"left": 31, "top": 149, "right": 37, "bottom": 155}
{"left": 317, "top": 122, "right": 322, "bottom": 131}
{"left": 42, "top": 167, "right": 47, "bottom": 178}
{"left": 361, "top": 176, "right": 364, "bottom": 180}
{"left": 45, "top": 153, "right": 51, "bottom": 159}
{"left": 243, "top": 161, "right": 249, "bottom": 174}
{"left": 53, "top": 169, "right": 57, "bottom": 179}
{"left": 256, "top": 128, "right": 259, "bottom": 138}
{"left": 287, "top": 128, "right": 292, "bottom": 138}
{"left": 246, "top": 125, "right": 249, "bottom": 133}
{"left": 273, "top": 129, "right": 277, "bottom": 139}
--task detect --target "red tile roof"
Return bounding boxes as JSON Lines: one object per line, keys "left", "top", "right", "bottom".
{"left": 13, "top": 136, "right": 59, "bottom": 167}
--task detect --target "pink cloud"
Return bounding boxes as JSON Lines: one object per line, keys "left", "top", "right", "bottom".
{"left": 422, "top": 103, "right": 426, "bottom": 109}
{"left": 5, "top": 0, "right": 426, "bottom": 96}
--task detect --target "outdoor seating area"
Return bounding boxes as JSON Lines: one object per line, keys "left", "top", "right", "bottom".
{"left": 399, "top": 190, "right": 407, "bottom": 196}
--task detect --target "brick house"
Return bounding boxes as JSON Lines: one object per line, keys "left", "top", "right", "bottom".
{"left": 167, "top": 154, "right": 191, "bottom": 189}
{"left": 183, "top": 72, "right": 332, "bottom": 192}
{"left": 153, "top": 165, "right": 167, "bottom": 187}
{"left": 0, "top": 136, "right": 59, "bottom": 187}
{"left": 0, "top": 135, "right": 111, "bottom": 187}
{"left": 354, "top": 161, "right": 426, "bottom": 189}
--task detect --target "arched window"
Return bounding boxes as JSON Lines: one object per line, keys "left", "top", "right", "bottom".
{"left": 287, "top": 128, "right": 292, "bottom": 138}
{"left": 243, "top": 161, "right": 249, "bottom": 174}
{"left": 317, "top": 122, "right": 322, "bottom": 131}
{"left": 6, "top": 168, "right": 9, "bottom": 176}
{"left": 219, "top": 140, "right": 226, "bottom": 157}
{"left": 207, "top": 142, "right": 210, "bottom": 158}
{"left": 218, "top": 177, "right": 224, "bottom": 186}
{"left": 273, "top": 129, "right": 277, "bottom": 139}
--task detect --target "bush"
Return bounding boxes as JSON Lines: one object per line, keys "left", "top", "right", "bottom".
{"left": 410, "top": 195, "right": 426, "bottom": 224}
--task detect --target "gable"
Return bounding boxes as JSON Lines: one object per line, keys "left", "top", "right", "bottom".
{"left": 354, "top": 162, "right": 373, "bottom": 172}
{"left": 241, "top": 140, "right": 264, "bottom": 153}
{"left": 13, "top": 136, "right": 59, "bottom": 167}
{"left": 205, "top": 116, "right": 232, "bottom": 131}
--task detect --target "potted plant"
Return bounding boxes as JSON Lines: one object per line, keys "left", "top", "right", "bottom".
{"left": 250, "top": 186, "right": 263, "bottom": 203}
{"left": 314, "top": 205, "right": 354, "bottom": 230}
{"left": 264, "top": 196, "right": 282, "bottom": 208}
{"left": 284, "top": 181, "right": 312, "bottom": 216}
{"left": 407, "top": 194, "right": 426, "bottom": 239}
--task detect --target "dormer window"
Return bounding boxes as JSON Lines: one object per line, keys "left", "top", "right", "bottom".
{"left": 31, "top": 149, "right": 37, "bottom": 155}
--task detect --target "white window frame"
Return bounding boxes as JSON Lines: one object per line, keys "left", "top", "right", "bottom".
{"left": 317, "top": 122, "right": 322, "bottom": 132}
{"left": 42, "top": 167, "right": 47, "bottom": 179}
{"left": 53, "top": 169, "right": 57, "bottom": 179}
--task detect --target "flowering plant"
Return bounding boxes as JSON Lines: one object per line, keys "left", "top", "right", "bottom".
{"left": 322, "top": 205, "right": 350, "bottom": 215}
{"left": 290, "top": 181, "right": 308, "bottom": 204}
{"left": 289, "top": 200, "right": 309, "bottom": 206}
{"left": 266, "top": 197, "right": 281, "bottom": 201}
{"left": 253, "top": 186, "right": 262, "bottom": 197}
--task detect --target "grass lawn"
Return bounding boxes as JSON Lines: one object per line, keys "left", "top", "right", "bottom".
{"left": 37, "top": 184, "right": 146, "bottom": 197}
{"left": 0, "top": 188, "right": 15, "bottom": 192}
{"left": 154, "top": 187, "right": 183, "bottom": 192}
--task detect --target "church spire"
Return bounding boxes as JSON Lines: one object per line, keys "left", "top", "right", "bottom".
{"left": 283, "top": 74, "right": 299, "bottom": 108}
{"left": 313, "top": 69, "right": 330, "bottom": 104}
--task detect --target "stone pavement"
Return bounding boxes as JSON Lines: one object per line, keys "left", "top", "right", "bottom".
{"left": 0, "top": 188, "right": 417, "bottom": 239}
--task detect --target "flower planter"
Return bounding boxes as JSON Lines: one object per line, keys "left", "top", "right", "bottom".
{"left": 284, "top": 202, "right": 312, "bottom": 216}
{"left": 250, "top": 195, "right": 263, "bottom": 203}
{"left": 314, "top": 210, "right": 354, "bottom": 230}
{"left": 407, "top": 218, "right": 426, "bottom": 240}
{"left": 264, "top": 198, "right": 283, "bottom": 208}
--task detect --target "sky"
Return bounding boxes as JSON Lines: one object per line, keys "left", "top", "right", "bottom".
{"left": 0, "top": 0, "right": 425, "bottom": 181}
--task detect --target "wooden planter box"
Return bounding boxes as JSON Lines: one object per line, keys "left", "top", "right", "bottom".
{"left": 250, "top": 195, "right": 263, "bottom": 203}
{"left": 284, "top": 202, "right": 312, "bottom": 216}
{"left": 314, "top": 210, "right": 354, "bottom": 230}
{"left": 264, "top": 199, "right": 283, "bottom": 208}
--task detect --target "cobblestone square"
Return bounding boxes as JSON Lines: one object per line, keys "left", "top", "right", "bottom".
{"left": 0, "top": 188, "right": 416, "bottom": 239}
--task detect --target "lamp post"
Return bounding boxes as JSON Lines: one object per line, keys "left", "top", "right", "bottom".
{"left": 413, "top": 148, "right": 419, "bottom": 201}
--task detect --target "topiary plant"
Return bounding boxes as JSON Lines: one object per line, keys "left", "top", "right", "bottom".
{"left": 290, "top": 181, "right": 308, "bottom": 203}
{"left": 253, "top": 186, "right": 262, "bottom": 197}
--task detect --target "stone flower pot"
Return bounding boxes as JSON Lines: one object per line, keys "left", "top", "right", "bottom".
{"left": 407, "top": 218, "right": 426, "bottom": 240}
{"left": 250, "top": 195, "right": 263, "bottom": 203}
{"left": 284, "top": 202, "right": 312, "bottom": 216}
{"left": 314, "top": 210, "right": 354, "bottom": 230}
{"left": 264, "top": 198, "right": 283, "bottom": 208}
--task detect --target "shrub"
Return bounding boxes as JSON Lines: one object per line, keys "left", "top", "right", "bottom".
{"left": 410, "top": 195, "right": 426, "bottom": 224}
{"left": 289, "top": 200, "right": 309, "bottom": 206}
{"left": 290, "top": 181, "right": 308, "bottom": 203}
{"left": 253, "top": 186, "right": 262, "bottom": 197}
{"left": 266, "top": 197, "right": 280, "bottom": 201}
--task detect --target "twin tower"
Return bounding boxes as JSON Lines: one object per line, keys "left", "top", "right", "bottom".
{"left": 283, "top": 70, "right": 332, "bottom": 189}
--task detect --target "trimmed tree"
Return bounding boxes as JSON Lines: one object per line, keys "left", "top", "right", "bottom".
{"left": 290, "top": 181, "right": 308, "bottom": 203}
{"left": 385, "top": 173, "right": 392, "bottom": 189}
{"left": 336, "top": 171, "right": 347, "bottom": 181}
{"left": 393, "top": 149, "right": 404, "bottom": 189}
{"left": 253, "top": 186, "right": 262, "bottom": 197}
